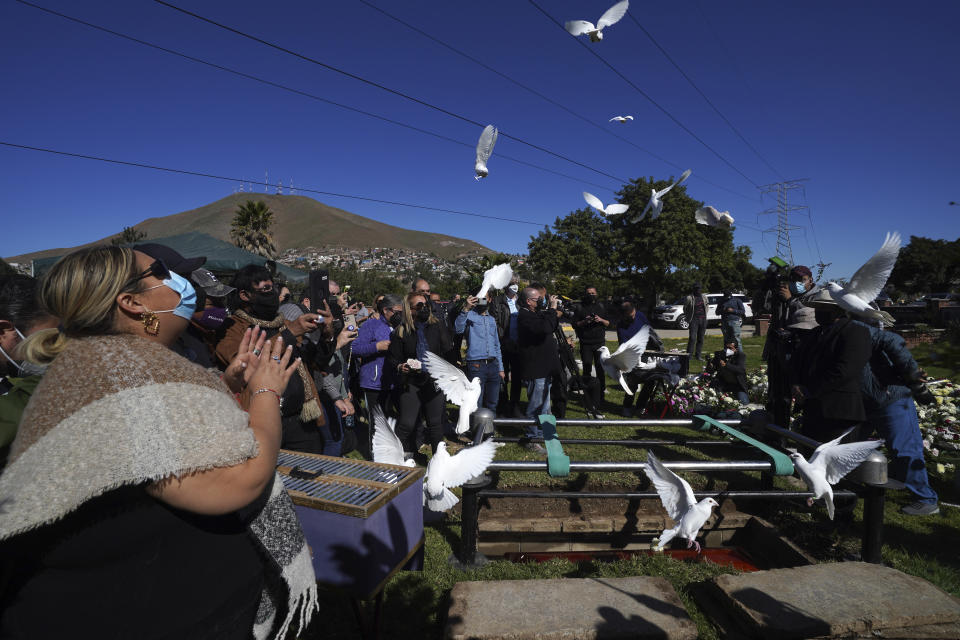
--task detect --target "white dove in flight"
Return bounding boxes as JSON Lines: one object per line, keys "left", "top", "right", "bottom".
{"left": 583, "top": 191, "right": 629, "bottom": 217}
{"left": 632, "top": 169, "right": 692, "bottom": 222}
{"left": 423, "top": 440, "right": 500, "bottom": 511}
{"left": 476, "top": 263, "right": 513, "bottom": 299}
{"left": 474, "top": 124, "right": 498, "bottom": 180}
{"left": 643, "top": 450, "right": 719, "bottom": 553}
{"left": 597, "top": 325, "right": 650, "bottom": 394}
{"left": 370, "top": 407, "right": 416, "bottom": 469}
{"left": 788, "top": 429, "right": 882, "bottom": 520}
{"left": 695, "top": 205, "right": 735, "bottom": 228}
{"left": 824, "top": 232, "right": 901, "bottom": 325}
{"left": 609, "top": 115, "right": 634, "bottom": 123}
{"left": 565, "top": 0, "right": 629, "bottom": 42}
{"left": 422, "top": 351, "right": 482, "bottom": 435}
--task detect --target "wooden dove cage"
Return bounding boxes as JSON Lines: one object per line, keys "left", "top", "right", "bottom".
{"left": 276, "top": 450, "right": 425, "bottom": 600}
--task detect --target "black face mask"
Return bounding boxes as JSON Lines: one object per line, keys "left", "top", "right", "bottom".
{"left": 248, "top": 291, "right": 280, "bottom": 319}
{"left": 389, "top": 312, "right": 403, "bottom": 328}
{"left": 416, "top": 307, "right": 431, "bottom": 322}
{"left": 584, "top": 294, "right": 596, "bottom": 304}
{"left": 476, "top": 299, "right": 489, "bottom": 313}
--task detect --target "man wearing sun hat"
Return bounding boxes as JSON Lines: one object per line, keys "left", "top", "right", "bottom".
{"left": 791, "top": 288, "right": 872, "bottom": 443}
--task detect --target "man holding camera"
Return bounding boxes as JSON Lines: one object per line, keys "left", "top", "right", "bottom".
{"left": 455, "top": 293, "right": 505, "bottom": 413}
{"left": 573, "top": 285, "right": 610, "bottom": 417}
{"left": 518, "top": 286, "right": 562, "bottom": 453}
{"left": 764, "top": 265, "right": 817, "bottom": 428}
{"left": 718, "top": 290, "right": 746, "bottom": 352}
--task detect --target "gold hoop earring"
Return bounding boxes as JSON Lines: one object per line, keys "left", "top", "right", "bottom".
{"left": 141, "top": 311, "right": 160, "bottom": 336}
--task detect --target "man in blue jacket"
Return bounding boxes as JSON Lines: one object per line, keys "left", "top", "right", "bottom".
{"left": 455, "top": 293, "right": 505, "bottom": 414}
{"left": 718, "top": 290, "right": 746, "bottom": 351}
{"left": 354, "top": 294, "right": 403, "bottom": 452}
{"left": 856, "top": 319, "right": 939, "bottom": 516}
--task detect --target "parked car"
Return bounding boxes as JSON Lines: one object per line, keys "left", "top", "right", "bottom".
{"left": 653, "top": 294, "right": 753, "bottom": 330}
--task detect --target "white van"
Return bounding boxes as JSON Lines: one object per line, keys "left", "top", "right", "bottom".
{"left": 653, "top": 293, "right": 753, "bottom": 330}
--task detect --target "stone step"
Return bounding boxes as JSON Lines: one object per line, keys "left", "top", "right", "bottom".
{"left": 446, "top": 576, "right": 698, "bottom": 640}
{"left": 692, "top": 561, "right": 960, "bottom": 639}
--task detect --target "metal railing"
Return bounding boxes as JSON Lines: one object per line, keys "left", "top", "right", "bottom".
{"left": 451, "top": 410, "right": 887, "bottom": 569}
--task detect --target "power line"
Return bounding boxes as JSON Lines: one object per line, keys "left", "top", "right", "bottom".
{"left": 625, "top": 13, "right": 786, "bottom": 181}
{"left": 526, "top": 0, "right": 761, "bottom": 189}
{"left": 356, "top": 0, "right": 754, "bottom": 202}
{"left": 0, "top": 141, "right": 545, "bottom": 227}
{"left": 12, "top": 0, "right": 617, "bottom": 194}
{"left": 152, "top": 0, "right": 629, "bottom": 185}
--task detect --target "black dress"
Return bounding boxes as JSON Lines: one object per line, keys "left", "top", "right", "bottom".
{"left": 0, "top": 483, "right": 266, "bottom": 639}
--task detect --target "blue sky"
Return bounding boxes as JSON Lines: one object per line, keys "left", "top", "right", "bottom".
{"left": 2, "top": 0, "right": 958, "bottom": 283}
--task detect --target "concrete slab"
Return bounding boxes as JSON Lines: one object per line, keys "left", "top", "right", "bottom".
{"left": 703, "top": 562, "right": 960, "bottom": 639}
{"left": 446, "top": 577, "right": 697, "bottom": 640}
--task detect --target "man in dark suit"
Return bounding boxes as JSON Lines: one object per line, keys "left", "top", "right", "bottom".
{"left": 517, "top": 286, "right": 561, "bottom": 453}
{"left": 792, "top": 290, "right": 872, "bottom": 443}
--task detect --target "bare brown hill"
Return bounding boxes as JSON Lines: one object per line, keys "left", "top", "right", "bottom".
{"left": 7, "top": 194, "right": 491, "bottom": 263}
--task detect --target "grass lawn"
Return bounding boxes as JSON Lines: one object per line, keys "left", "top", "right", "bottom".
{"left": 310, "top": 332, "right": 960, "bottom": 639}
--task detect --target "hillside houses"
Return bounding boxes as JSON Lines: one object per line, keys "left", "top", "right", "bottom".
{"left": 276, "top": 245, "right": 482, "bottom": 279}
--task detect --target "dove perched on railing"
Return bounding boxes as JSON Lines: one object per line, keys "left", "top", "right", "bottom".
{"left": 422, "top": 351, "right": 481, "bottom": 435}
{"left": 583, "top": 191, "right": 629, "bottom": 217}
{"left": 597, "top": 325, "right": 650, "bottom": 394}
{"left": 633, "top": 169, "right": 692, "bottom": 222}
{"left": 565, "top": 0, "right": 629, "bottom": 42}
{"left": 788, "top": 429, "right": 882, "bottom": 520}
{"left": 695, "top": 205, "right": 735, "bottom": 228}
{"left": 423, "top": 440, "right": 500, "bottom": 511}
{"left": 642, "top": 450, "right": 719, "bottom": 553}
{"left": 824, "top": 232, "right": 901, "bottom": 325}
{"left": 474, "top": 125, "right": 498, "bottom": 180}
{"left": 476, "top": 263, "right": 513, "bottom": 299}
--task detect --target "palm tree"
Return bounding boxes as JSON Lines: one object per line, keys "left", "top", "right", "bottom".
{"left": 230, "top": 200, "right": 276, "bottom": 258}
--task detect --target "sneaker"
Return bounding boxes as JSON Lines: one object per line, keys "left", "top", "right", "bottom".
{"left": 901, "top": 501, "right": 939, "bottom": 516}
{"left": 593, "top": 412, "right": 606, "bottom": 420}
{"left": 524, "top": 442, "right": 547, "bottom": 455}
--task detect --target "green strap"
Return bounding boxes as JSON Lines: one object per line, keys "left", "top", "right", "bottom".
{"left": 537, "top": 414, "right": 570, "bottom": 477}
{"left": 694, "top": 414, "right": 795, "bottom": 476}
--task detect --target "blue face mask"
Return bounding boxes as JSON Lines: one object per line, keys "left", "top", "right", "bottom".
{"left": 789, "top": 281, "right": 805, "bottom": 296}
{"left": 144, "top": 271, "right": 198, "bottom": 320}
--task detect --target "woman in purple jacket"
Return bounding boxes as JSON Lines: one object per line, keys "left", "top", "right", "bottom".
{"left": 354, "top": 294, "right": 403, "bottom": 452}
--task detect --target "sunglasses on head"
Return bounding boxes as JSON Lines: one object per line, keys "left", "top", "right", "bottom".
{"left": 126, "top": 259, "right": 170, "bottom": 288}
{"left": 413, "top": 302, "right": 427, "bottom": 310}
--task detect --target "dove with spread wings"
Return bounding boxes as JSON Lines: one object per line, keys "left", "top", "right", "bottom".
{"left": 476, "top": 263, "right": 513, "bottom": 299}
{"left": 565, "top": 0, "right": 629, "bottom": 42}
{"left": 422, "top": 351, "right": 481, "bottom": 435}
{"left": 642, "top": 450, "right": 719, "bottom": 552}
{"left": 824, "top": 232, "right": 900, "bottom": 325}
{"left": 597, "top": 324, "right": 650, "bottom": 394}
{"left": 633, "top": 170, "right": 692, "bottom": 222}
{"left": 789, "top": 429, "right": 882, "bottom": 520}
{"left": 583, "top": 191, "right": 629, "bottom": 217}
{"left": 423, "top": 440, "right": 500, "bottom": 511}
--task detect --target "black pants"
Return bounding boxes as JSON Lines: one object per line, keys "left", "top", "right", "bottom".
{"left": 580, "top": 342, "right": 606, "bottom": 393}
{"left": 280, "top": 415, "right": 323, "bottom": 454}
{"left": 501, "top": 342, "right": 523, "bottom": 408}
{"left": 395, "top": 380, "right": 445, "bottom": 453}
{"left": 687, "top": 316, "right": 707, "bottom": 359}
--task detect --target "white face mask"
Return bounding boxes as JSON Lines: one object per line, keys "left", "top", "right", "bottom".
{"left": 725, "top": 348, "right": 734, "bottom": 357}
{"left": 1, "top": 327, "right": 45, "bottom": 377}
{"left": 508, "top": 284, "right": 519, "bottom": 294}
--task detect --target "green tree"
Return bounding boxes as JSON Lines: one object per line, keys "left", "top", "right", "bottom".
{"left": 526, "top": 175, "right": 762, "bottom": 311}
{"left": 230, "top": 200, "right": 276, "bottom": 258}
{"left": 110, "top": 226, "right": 146, "bottom": 246}
{"left": 889, "top": 235, "right": 960, "bottom": 295}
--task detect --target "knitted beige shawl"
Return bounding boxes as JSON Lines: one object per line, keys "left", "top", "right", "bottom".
{"left": 0, "top": 333, "right": 317, "bottom": 640}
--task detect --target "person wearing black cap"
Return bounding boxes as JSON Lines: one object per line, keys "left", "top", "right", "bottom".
{"left": 133, "top": 244, "right": 214, "bottom": 366}
{"left": 763, "top": 264, "right": 817, "bottom": 428}
{"left": 683, "top": 283, "right": 708, "bottom": 360}
{"left": 182, "top": 268, "right": 236, "bottom": 367}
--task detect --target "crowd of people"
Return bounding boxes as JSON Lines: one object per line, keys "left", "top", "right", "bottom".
{"left": 0, "top": 243, "right": 942, "bottom": 635}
